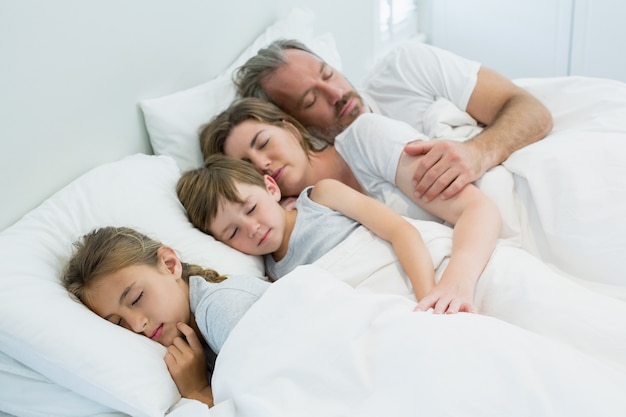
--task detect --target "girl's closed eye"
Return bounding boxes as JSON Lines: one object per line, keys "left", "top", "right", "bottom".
{"left": 228, "top": 227, "right": 239, "bottom": 240}
{"left": 247, "top": 204, "right": 256, "bottom": 214}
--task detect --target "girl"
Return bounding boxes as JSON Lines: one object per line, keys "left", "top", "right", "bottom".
{"left": 177, "top": 154, "right": 626, "bottom": 372}
{"left": 63, "top": 226, "right": 269, "bottom": 408}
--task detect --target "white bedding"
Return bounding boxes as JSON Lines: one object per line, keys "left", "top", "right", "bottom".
{"left": 209, "top": 265, "right": 626, "bottom": 417}
{"left": 421, "top": 76, "right": 626, "bottom": 287}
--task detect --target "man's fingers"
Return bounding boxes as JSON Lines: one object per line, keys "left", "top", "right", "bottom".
{"left": 403, "top": 139, "right": 431, "bottom": 156}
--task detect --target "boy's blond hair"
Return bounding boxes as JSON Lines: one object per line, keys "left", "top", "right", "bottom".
{"left": 177, "top": 154, "right": 266, "bottom": 236}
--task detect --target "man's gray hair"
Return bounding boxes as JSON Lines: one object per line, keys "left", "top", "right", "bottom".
{"left": 233, "top": 39, "right": 319, "bottom": 102}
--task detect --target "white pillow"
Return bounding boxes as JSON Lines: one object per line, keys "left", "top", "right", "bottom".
{"left": 0, "top": 154, "right": 263, "bottom": 417}
{"left": 140, "top": 7, "right": 342, "bottom": 171}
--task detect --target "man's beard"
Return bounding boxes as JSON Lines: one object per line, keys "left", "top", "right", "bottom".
{"left": 307, "top": 92, "right": 365, "bottom": 144}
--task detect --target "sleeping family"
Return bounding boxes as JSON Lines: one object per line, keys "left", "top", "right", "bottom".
{"left": 62, "top": 39, "right": 626, "bottom": 413}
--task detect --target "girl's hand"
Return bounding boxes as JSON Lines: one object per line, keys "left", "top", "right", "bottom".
{"left": 164, "top": 322, "right": 213, "bottom": 406}
{"left": 414, "top": 280, "right": 476, "bottom": 314}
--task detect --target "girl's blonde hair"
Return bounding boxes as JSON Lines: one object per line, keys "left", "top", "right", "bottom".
{"left": 177, "top": 154, "right": 266, "bottom": 237}
{"left": 63, "top": 226, "right": 226, "bottom": 303}
{"left": 199, "top": 97, "right": 325, "bottom": 161}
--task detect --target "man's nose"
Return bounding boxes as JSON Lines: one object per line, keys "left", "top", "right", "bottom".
{"left": 318, "top": 82, "right": 343, "bottom": 104}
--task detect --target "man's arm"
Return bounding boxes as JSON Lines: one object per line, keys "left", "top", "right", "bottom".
{"left": 406, "top": 67, "right": 553, "bottom": 201}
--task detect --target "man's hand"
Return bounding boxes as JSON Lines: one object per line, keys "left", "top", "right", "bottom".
{"left": 404, "top": 139, "right": 484, "bottom": 201}
{"left": 164, "top": 323, "right": 213, "bottom": 406}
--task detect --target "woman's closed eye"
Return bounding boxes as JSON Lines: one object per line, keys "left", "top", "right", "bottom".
{"left": 257, "top": 137, "right": 269, "bottom": 149}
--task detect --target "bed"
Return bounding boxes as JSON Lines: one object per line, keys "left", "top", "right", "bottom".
{"left": 2, "top": 4, "right": 626, "bottom": 417}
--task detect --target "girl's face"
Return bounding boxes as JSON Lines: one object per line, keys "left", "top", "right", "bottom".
{"left": 84, "top": 248, "right": 191, "bottom": 348}
{"left": 209, "top": 176, "right": 286, "bottom": 257}
{"left": 223, "top": 119, "right": 312, "bottom": 197}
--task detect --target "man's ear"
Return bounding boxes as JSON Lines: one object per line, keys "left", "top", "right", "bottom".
{"left": 157, "top": 246, "right": 182, "bottom": 278}
{"left": 264, "top": 175, "right": 282, "bottom": 202}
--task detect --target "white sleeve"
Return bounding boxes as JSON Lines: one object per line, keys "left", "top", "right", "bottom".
{"left": 336, "top": 113, "right": 427, "bottom": 185}
{"left": 361, "top": 41, "right": 480, "bottom": 130}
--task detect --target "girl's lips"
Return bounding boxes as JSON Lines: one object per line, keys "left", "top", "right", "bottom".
{"left": 150, "top": 324, "right": 163, "bottom": 341}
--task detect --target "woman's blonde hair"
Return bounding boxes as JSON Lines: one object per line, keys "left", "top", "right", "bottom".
{"left": 199, "top": 97, "right": 325, "bottom": 161}
{"left": 177, "top": 154, "right": 266, "bottom": 237}
{"left": 63, "top": 226, "right": 226, "bottom": 303}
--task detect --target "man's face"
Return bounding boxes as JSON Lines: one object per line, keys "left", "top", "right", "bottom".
{"left": 261, "top": 49, "right": 367, "bottom": 143}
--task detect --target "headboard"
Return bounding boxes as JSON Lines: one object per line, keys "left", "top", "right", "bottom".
{"left": 0, "top": 0, "right": 376, "bottom": 231}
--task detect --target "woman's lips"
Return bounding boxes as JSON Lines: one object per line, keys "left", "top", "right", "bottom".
{"left": 272, "top": 166, "right": 285, "bottom": 182}
{"left": 150, "top": 324, "right": 163, "bottom": 341}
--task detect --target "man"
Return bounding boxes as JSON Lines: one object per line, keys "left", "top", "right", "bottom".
{"left": 234, "top": 39, "right": 552, "bottom": 201}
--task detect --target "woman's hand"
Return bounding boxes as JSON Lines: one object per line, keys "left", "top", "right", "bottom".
{"left": 164, "top": 322, "right": 214, "bottom": 407}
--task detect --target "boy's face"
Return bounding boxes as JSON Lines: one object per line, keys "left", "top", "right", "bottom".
{"left": 209, "top": 177, "right": 286, "bottom": 256}
{"left": 84, "top": 249, "right": 190, "bottom": 348}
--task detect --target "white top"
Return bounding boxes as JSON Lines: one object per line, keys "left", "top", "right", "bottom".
{"left": 360, "top": 41, "right": 480, "bottom": 133}
{"left": 335, "top": 113, "right": 440, "bottom": 223}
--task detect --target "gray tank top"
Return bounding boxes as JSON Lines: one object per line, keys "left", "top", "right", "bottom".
{"left": 264, "top": 186, "right": 360, "bottom": 279}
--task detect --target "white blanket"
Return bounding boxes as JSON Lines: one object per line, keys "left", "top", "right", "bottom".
{"left": 313, "top": 220, "right": 626, "bottom": 373}
{"left": 209, "top": 265, "right": 626, "bottom": 417}
{"left": 421, "top": 76, "right": 626, "bottom": 287}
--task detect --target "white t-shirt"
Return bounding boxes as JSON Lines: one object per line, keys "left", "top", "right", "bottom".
{"left": 335, "top": 112, "right": 440, "bottom": 223}
{"left": 360, "top": 41, "right": 480, "bottom": 133}
{"left": 336, "top": 113, "right": 523, "bottom": 242}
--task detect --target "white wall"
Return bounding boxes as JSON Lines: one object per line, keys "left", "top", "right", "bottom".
{"left": 0, "top": 0, "right": 377, "bottom": 231}
{"left": 419, "top": 0, "right": 626, "bottom": 82}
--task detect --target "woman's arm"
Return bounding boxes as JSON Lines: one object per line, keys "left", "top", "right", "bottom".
{"left": 309, "top": 179, "right": 436, "bottom": 300}
{"left": 395, "top": 151, "right": 502, "bottom": 313}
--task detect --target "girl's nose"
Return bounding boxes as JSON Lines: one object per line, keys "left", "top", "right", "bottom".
{"left": 127, "top": 313, "right": 148, "bottom": 334}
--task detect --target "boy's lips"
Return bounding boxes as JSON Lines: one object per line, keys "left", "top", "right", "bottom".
{"left": 150, "top": 324, "right": 163, "bottom": 341}
{"left": 258, "top": 230, "right": 270, "bottom": 246}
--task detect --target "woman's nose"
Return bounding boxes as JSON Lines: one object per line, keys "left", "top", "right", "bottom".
{"left": 250, "top": 155, "right": 271, "bottom": 174}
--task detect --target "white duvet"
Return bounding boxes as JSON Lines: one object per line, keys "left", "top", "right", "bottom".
{"left": 206, "top": 265, "right": 626, "bottom": 417}
{"left": 424, "top": 76, "right": 626, "bottom": 287}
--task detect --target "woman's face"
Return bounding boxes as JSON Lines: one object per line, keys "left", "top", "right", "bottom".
{"left": 223, "top": 119, "right": 312, "bottom": 197}
{"left": 83, "top": 250, "right": 190, "bottom": 348}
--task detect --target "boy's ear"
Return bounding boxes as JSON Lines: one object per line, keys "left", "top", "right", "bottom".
{"left": 157, "top": 246, "right": 182, "bottom": 278}
{"left": 264, "top": 175, "right": 282, "bottom": 202}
